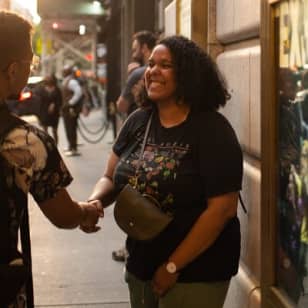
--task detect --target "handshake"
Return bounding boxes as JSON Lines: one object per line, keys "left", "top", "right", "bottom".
{"left": 78, "top": 200, "right": 104, "bottom": 233}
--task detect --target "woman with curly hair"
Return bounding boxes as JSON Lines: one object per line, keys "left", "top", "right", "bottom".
{"left": 88, "top": 35, "right": 243, "bottom": 307}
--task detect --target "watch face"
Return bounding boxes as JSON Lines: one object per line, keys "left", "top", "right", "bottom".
{"left": 166, "top": 262, "right": 177, "bottom": 274}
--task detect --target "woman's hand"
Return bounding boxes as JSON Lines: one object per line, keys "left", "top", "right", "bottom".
{"left": 151, "top": 263, "right": 179, "bottom": 297}
{"left": 79, "top": 201, "right": 104, "bottom": 233}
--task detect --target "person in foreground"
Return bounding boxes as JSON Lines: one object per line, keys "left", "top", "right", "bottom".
{"left": 88, "top": 35, "right": 243, "bottom": 308}
{"left": 0, "top": 11, "right": 102, "bottom": 307}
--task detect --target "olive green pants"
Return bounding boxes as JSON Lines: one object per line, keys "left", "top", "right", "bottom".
{"left": 126, "top": 271, "right": 230, "bottom": 308}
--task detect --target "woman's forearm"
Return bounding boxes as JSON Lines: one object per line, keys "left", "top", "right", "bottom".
{"left": 168, "top": 192, "right": 239, "bottom": 272}
{"left": 88, "top": 175, "right": 117, "bottom": 207}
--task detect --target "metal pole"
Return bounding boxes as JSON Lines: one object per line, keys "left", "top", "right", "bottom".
{"left": 41, "top": 20, "right": 48, "bottom": 76}
{"left": 92, "top": 22, "right": 98, "bottom": 77}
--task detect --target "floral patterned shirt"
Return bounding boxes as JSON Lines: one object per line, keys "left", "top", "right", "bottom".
{"left": 0, "top": 121, "right": 72, "bottom": 259}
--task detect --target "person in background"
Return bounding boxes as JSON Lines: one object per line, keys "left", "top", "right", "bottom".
{"left": 116, "top": 30, "right": 157, "bottom": 115}
{"left": 61, "top": 65, "right": 83, "bottom": 157}
{"left": 87, "top": 35, "right": 243, "bottom": 308}
{"left": 0, "top": 11, "right": 102, "bottom": 307}
{"left": 37, "top": 75, "right": 62, "bottom": 145}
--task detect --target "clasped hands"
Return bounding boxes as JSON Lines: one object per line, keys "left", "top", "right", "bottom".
{"left": 79, "top": 200, "right": 104, "bottom": 233}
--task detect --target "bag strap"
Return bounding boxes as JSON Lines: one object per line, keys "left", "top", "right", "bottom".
{"left": 135, "top": 112, "right": 153, "bottom": 175}
{"left": 0, "top": 103, "right": 34, "bottom": 307}
{"left": 239, "top": 193, "right": 247, "bottom": 214}
{"left": 21, "top": 209, "right": 34, "bottom": 307}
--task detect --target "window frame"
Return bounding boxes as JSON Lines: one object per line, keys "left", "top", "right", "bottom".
{"left": 261, "top": 0, "right": 304, "bottom": 307}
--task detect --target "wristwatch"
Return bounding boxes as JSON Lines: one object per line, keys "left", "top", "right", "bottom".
{"left": 165, "top": 261, "right": 177, "bottom": 274}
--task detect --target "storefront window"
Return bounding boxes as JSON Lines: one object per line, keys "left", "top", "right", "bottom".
{"left": 277, "top": 0, "right": 308, "bottom": 305}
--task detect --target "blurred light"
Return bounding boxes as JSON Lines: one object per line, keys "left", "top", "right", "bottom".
{"left": 19, "top": 91, "right": 32, "bottom": 101}
{"left": 79, "top": 24, "right": 86, "bottom": 35}
{"left": 75, "top": 69, "right": 82, "bottom": 77}
{"left": 93, "top": 1, "right": 101, "bottom": 9}
{"left": 97, "top": 44, "right": 106, "bottom": 58}
{"left": 52, "top": 22, "right": 59, "bottom": 29}
{"left": 33, "top": 14, "right": 41, "bottom": 25}
{"left": 85, "top": 53, "right": 93, "bottom": 61}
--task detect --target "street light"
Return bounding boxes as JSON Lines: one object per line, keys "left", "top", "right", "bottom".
{"left": 79, "top": 24, "right": 86, "bottom": 35}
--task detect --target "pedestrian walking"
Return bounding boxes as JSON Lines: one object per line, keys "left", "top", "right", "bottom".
{"left": 37, "top": 75, "right": 62, "bottom": 145}
{"left": 61, "top": 65, "right": 83, "bottom": 156}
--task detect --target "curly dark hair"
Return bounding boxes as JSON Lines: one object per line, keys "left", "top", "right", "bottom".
{"left": 142, "top": 35, "right": 230, "bottom": 112}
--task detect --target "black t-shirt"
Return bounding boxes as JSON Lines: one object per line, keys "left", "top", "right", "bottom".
{"left": 113, "top": 107, "right": 243, "bottom": 282}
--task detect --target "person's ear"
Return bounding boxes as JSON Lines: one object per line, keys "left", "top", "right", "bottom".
{"left": 6, "top": 62, "right": 18, "bottom": 81}
{"left": 141, "top": 44, "right": 148, "bottom": 54}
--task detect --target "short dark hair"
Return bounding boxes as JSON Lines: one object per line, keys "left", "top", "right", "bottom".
{"left": 149, "top": 35, "right": 230, "bottom": 112}
{"left": 0, "top": 10, "right": 32, "bottom": 69}
{"left": 133, "top": 31, "right": 157, "bottom": 51}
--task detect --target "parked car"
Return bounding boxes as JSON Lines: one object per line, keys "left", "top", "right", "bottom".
{"left": 7, "top": 76, "right": 44, "bottom": 119}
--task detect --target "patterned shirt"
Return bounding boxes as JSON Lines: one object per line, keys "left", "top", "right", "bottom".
{"left": 0, "top": 121, "right": 72, "bottom": 259}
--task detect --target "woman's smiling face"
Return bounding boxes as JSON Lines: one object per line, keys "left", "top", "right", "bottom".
{"left": 145, "top": 44, "right": 177, "bottom": 104}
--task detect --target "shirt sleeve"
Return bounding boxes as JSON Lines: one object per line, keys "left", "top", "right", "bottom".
{"left": 121, "top": 67, "right": 145, "bottom": 101}
{"left": 68, "top": 79, "right": 83, "bottom": 105}
{"left": 29, "top": 130, "right": 73, "bottom": 203}
{"left": 199, "top": 112, "right": 243, "bottom": 198}
{"left": 112, "top": 109, "right": 147, "bottom": 157}
{"left": 1, "top": 125, "right": 73, "bottom": 204}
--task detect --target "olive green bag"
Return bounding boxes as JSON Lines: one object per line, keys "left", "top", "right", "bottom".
{"left": 114, "top": 113, "right": 173, "bottom": 241}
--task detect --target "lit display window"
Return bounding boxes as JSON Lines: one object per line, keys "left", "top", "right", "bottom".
{"left": 277, "top": 0, "right": 308, "bottom": 305}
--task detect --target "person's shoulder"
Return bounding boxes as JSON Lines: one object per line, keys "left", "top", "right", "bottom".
{"left": 15, "top": 122, "right": 53, "bottom": 145}
{"left": 68, "top": 78, "right": 80, "bottom": 86}
{"left": 126, "top": 66, "right": 146, "bottom": 82}
{"left": 125, "top": 107, "right": 151, "bottom": 124}
{"left": 194, "top": 110, "right": 232, "bottom": 129}
{"left": 2, "top": 123, "right": 54, "bottom": 165}
{"left": 192, "top": 110, "right": 238, "bottom": 143}
{"left": 130, "top": 66, "right": 146, "bottom": 77}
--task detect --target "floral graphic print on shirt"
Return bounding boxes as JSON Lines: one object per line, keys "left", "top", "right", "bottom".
{"left": 122, "top": 142, "right": 190, "bottom": 215}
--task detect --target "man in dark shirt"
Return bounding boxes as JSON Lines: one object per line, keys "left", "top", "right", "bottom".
{"left": 116, "top": 31, "right": 156, "bottom": 115}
